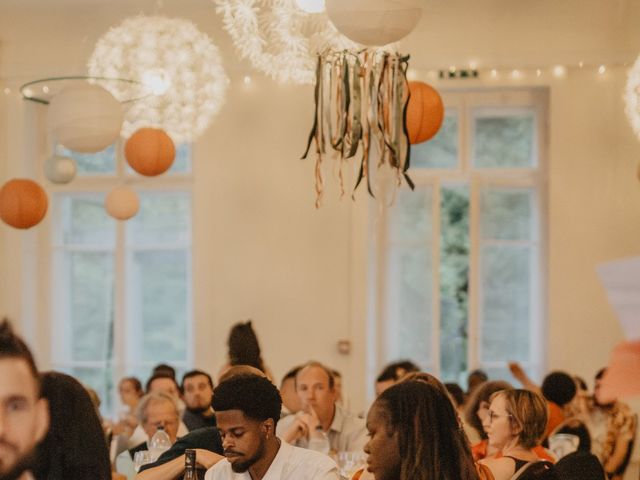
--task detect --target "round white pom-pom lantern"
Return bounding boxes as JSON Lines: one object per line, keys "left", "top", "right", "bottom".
{"left": 47, "top": 83, "right": 124, "bottom": 153}
{"left": 105, "top": 186, "right": 140, "bottom": 220}
{"left": 325, "top": 0, "right": 423, "bottom": 46}
{"left": 43, "top": 155, "right": 77, "bottom": 184}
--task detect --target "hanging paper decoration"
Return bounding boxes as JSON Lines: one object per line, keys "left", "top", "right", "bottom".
{"left": 0, "top": 179, "right": 48, "bottom": 229}
{"left": 43, "top": 155, "right": 77, "bottom": 184}
{"left": 105, "top": 186, "right": 140, "bottom": 221}
{"left": 302, "top": 50, "right": 414, "bottom": 207}
{"left": 325, "top": 0, "right": 423, "bottom": 47}
{"left": 125, "top": 128, "right": 176, "bottom": 177}
{"left": 47, "top": 83, "right": 124, "bottom": 153}
{"left": 406, "top": 81, "right": 444, "bottom": 144}
{"left": 88, "top": 15, "right": 229, "bottom": 143}
{"left": 214, "top": 0, "right": 358, "bottom": 84}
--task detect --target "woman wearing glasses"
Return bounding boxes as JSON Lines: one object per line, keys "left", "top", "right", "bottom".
{"left": 479, "top": 389, "right": 550, "bottom": 480}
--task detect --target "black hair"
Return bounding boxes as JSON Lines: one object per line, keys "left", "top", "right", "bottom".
{"left": 541, "top": 371, "right": 577, "bottom": 407}
{"left": 212, "top": 374, "right": 281, "bottom": 425}
{"left": 145, "top": 372, "right": 179, "bottom": 393}
{"left": 120, "top": 376, "right": 143, "bottom": 394}
{"left": 376, "top": 360, "right": 420, "bottom": 383}
{"left": 181, "top": 369, "right": 214, "bottom": 392}
{"left": 595, "top": 368, "right": 607, "bottom": 380}
{"left": 152, "top": 363, "right": 176, "bottom": 379}
{"left": 376, "top": 381, "right": 479, "bottom": 480}
{"left": 467, "top": 369, "right": 488, "bottom": 392}
{"left": 33, "top": 372, "right": 111, "bottom": 480}
{"left": 227, "top": 321, "right": 266, "bottom": 373}
{"left": 0, "top": 319, "right": 40, "bottom": 392}
{"left": 444, "top": 383, "right": 465, "bottom": 407}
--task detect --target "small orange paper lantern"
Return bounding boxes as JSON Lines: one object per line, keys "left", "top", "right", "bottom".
{"left": 105, "top": 186, "right": 140, "bottom": 221}
{"left": 406, "top": 81, "right": 444, "bottom": 145}
{"left": 125, "top": 128, "right": 176, "bottom": 176}
{"left": 0, "top": 179, "right": 48, "bottom": 229}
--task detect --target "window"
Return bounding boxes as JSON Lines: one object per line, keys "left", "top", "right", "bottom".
{"left": 374, "top": 89, "right": 547, "bottom": 386}
{"left": 50, "top": 142, "right": 193, "bottom": 414}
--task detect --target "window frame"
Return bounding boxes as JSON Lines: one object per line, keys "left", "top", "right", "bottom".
{"left": 46, "top": 139, "right": 195, "bottom": 414}
{"left": 372, "top": 87, "right": 548, "bottom": 384}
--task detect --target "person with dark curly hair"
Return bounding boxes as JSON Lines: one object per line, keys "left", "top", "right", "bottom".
{"left": 363, "top": 380, "right": 480, "bottom": 480}
{"left": 205, "top": 374, "right": 338, "bottom": 480}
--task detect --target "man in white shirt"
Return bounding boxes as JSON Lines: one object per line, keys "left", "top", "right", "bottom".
{"left": 277, "top": 362, "right": 366, "bottom": 454}
{"left": 205, "top": 374, "right": 338, "bottom": 480}
{"left": 0, "top": 320, "right": 49, "bottom": 480}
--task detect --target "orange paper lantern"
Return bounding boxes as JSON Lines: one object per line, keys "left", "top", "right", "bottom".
{"left": 0, "top": 179, "right": 48, "bottom": 229}
{"left": 105, "top": 186, "right": 140, "bottom": 221}
{"left": 125, "top": 128, "right": 176, "bottom": 176}
{"left": 406, "top": 81, "right": 444, "bottom": 145}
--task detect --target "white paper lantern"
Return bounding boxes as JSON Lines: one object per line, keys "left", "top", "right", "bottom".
{"left": 105, "top": 186, "right": 139, "bottom": 220}
{"left": 325, "top": 0, "right": 423, "bottom": 46}
{"left": 47, "top": 83, "right": 124, "bottom": 153}
{"left": 43, "top": 155, "right": 77, "bottom": 184}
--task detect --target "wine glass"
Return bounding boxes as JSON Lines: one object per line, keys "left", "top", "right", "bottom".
{"left": 337, "top": 451, "right": 366, "bottom": 479}
{"left": 133, "top": 450, "right": 153, "bottom": 473}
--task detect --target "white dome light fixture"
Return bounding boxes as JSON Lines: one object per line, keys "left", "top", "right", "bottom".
{"left": 214, "top": 0, "right": 357, "bottom": 85}
{"left": 625, "top": 56, "right": 640, "bottom": 140}
{"left": 88, "top": 15, "right": 229, "bottom": 143}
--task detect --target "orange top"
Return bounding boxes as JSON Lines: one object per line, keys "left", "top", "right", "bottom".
{"left": 471, "top": 439, "right": 555, "bottom": 463}
{"left": 545, "top": 401, "right": 565, "bottom": 439}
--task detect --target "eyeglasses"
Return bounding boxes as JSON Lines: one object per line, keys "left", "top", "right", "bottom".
{"left": 488, "top": 410, "right": 513, "bottom": 424}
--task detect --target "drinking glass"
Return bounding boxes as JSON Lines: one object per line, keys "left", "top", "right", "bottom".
{"left": 133, "top": 450, "right": 153, "bottom": 472}
{"left": 337, "top": 451, "right": 366, "bottom": 479}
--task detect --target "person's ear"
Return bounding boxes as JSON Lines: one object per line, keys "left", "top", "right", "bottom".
{"left": 34, "top": 398, "right": 50, "bottom": 443}
{"left": 262, "top": 418, "right": 275, "bottom": 438}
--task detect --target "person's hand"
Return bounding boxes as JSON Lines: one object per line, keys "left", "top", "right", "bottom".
{"left": 195, "top": 449, "right": 224, "bottom": 469}
{"left": 304, "top": 405, "right": 322, "bottom": 434}
{"left": 508, "top": 362, "right": 526, "bottom": 381}
{"left": 282, "top": 414, "right": 310, "bottom": 443}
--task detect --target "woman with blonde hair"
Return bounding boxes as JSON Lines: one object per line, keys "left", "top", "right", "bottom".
{"left": 479, "top": 389, "right": 552, "bottom": 480}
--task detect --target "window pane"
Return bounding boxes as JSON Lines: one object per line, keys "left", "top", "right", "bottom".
{"left": 70, "top": 366, "right": 114, "bottom": 416}
{"left": 480, "top": 245, "right": 531, "bottom": 362}
{"left": 388, "top": 188, "right": 433, "bottom": 243}
{"left": 130, "top": 250, "right": 189, "bottom": 363}
{"left": 473, "top": 110, "right": 535, "bottom": 168}
{"left": 59, "top": 144, "right": 116, "bottom": 175}
{"left": 128, "top": 193, "right": 191, "bottom": 246}
{"left": 481, "top": 188, "right": 533, "bottom": 241}
{"left": 386, "top": 246, "right": 433, "bottom": 369}
{"left": 68, "top": 251, "right": 115, "bottom": 362}
{"left": 62, "top": 196, "right": 115, "bottom": 246}
{"left": 386, "top": 186, "right": 434, "bottom": 369}
{"left": 411, "top": 112, "right": 459, "bottom": 169}
{"left": 440, "top": 185, "right": 470, "bottom": 382}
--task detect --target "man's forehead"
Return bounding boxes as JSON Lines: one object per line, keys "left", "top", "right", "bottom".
{"left": 216, "top": 409, "right": 254, "bottom": 427}
{"left": 297, "top": 366, "right": 330, "bottom": 385}
{"left": 185, "top": 375, "right": 209, "bottom": 385}
{"left": 0, "top": 358, "right": 39, "bottom": 399}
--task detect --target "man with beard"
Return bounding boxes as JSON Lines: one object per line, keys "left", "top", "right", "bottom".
{"left": 204, "top": 374, "right": 338, "bottom": 480}
{"left": 0, "top": 320, "right": 49, "bottom": 480}
{"left": 181, "top": 371, "right": 216, "bottom": 431}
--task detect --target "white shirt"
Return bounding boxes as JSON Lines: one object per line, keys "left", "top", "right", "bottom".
{"left": 277, "top": 404, "right": 367, "bottom": 454}
{"left": 204, "top": 439, "right": 339, "bottom": 480}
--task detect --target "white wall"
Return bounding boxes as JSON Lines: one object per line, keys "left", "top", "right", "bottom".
{"left": 1, "top": 1, "right": 640, "bottom": 430}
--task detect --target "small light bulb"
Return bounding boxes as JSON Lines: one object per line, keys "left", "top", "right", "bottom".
{"left": 578, "top": 61, "right": 584, "bottom": 68}
{"left": 536, "top": 69, "right": 542, "bottom": 78}
{"left": 511, "top": 69, "right": 522, "bottom": 79}
{"left": 3, "top": 88, "right": 10, "bottom": 95}
{"left": 552, "top": 65, "right": 567, "bottom": 78}
{"left": 407, "top": 70, "right": 418, "bottom": 81}
{"left": 42, "top": 86, "right": 50, "bottom": 94}
{"left": 23, "top": 88, "right": 33, "bottom": 98}
{"left": 243, "top": 75, "right": 252, "bottom": 85}
{"left": 142, "top": 69, "right": 172, "bottom": 95}
{"left": 598, "top": 65, "right": 607, "bottom": 75}
{"left": 294, "top": 0, "right": 325, "bottom": 13}
{"left": 469, "top": 60, "right": 478, "bottom": 70}
{"left": 490, "top": 69, "right": 498, "bottom": 78}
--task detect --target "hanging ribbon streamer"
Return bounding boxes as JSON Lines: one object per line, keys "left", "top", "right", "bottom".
{"left": 302, "top": 49, "right": 414, "bottom": 207}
